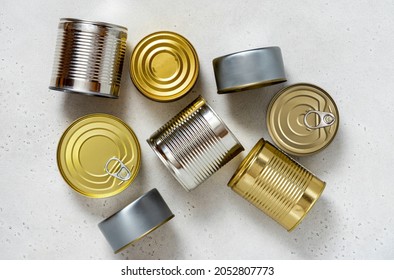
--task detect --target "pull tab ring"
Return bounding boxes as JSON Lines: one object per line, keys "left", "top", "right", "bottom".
{"left": 304, "top": 110, "right": 336, "bottom": 129}
{"left": 104, "top": 157, "right": 133, "bottom": 181}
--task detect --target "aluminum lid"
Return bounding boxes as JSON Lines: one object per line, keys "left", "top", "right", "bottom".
{"left": 98, "top": 188, "right": 174, "bottom": 253}
{"left": 212, "top": 47, "right": 286, "bottom": 94}
{"left": 130, "top": 31, "right": 199, "bottom": 102}
{"left": 57, "top": 113, "right": 141, "bottom": 198}
{"left": 267, "top": 83, "right": 339, "bottom": 156}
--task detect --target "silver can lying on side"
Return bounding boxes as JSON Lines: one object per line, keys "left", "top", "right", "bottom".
{"left": 147, "top": 96, "right": 244, "bottom": 191}
{"left": 213, "top": 46, "right": 286, "bottom": 94}
{"left": 98, "top": 188, "right": 174, "bottom": 253}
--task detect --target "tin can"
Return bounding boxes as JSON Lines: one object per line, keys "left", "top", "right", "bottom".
{"left": 130, "top": 31, "right": 199, "bottom": 102}
{"left": 228, "top": 139, "right": 325, "bottom": 231}
{"left": 267, "top": 83, "right": 339, "bottom": 156}
{"left": 148, "top": 96, "right": 244, "bottom": 191}
{"left": 98, "top": 188, "right": 174, "bottom": 253}
{"left": 57, "top": 113, "right": 141, "bottom": 198}
{"left": 212, "top": 47, "right": 286, "bottom": 94}
{"left": 49, "top": 18, "right": 127, "bottom": 98}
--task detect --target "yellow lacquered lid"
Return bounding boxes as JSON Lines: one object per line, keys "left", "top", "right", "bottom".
{"left": 267, "top": 83, "right": 339, "bottom": 156}
{"left": 57, "top": 114, "right": 141, "bottom": 198}
{"left": 130, "top": 31, "right": 199, "bottom": 102}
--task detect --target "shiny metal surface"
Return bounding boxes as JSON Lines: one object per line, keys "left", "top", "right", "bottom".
{"left": 212, "top": 47, "right": 286, "bottom": 94}
{"left": 98, "top": 188, "right": 174, "bottom": 254}
{"left": 267, "top": 83, "right": 339, "bottom": 156}
{"left": 49, "top": 18, "right": 127, "bottom": 98}
{"left": 130, "top": 31, "right": 199, "bottom": 102}
{"left": 57, "top": 114, "right": 141, "bottom": 198}
{"left": 147, "top": 96, "right": 244, "bottom": 191}
{"left": 228, "top": 139, "right": 325, "bottom": 231}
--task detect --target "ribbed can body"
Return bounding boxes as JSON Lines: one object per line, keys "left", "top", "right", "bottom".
{"left": 49, "top": 18, "right": 127, "bottom": 98}
{"left": 228, "top": 139, "right": 325, "bottom": 231}
{"left": 148, "top": 96, "right": 244, "bottom": 191}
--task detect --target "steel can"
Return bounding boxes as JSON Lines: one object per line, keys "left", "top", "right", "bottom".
{"left": 57, "top": 113, "right": 141, "bottom": 198}
{"left": 98, "top": 188, "right": 174, "bottom": 253}
{"left": 228, "top": 139, "right": 325, "bottom": 231}
{"left": 212, "top": 47, "right": 286, "bottom": 94}
{"left": 148, "top": 96, "right": 244, "bottom": 191}
{"left": 49, "top": 18, "right": 127, "bottom": 98}
{"left": 130, "top": 31, "right": 199, "bottom": 102}
{"left": 267, "top": 83, "right": 339, "bottom": 156}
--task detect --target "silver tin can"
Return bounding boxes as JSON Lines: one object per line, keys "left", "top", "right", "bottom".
{"left": 212, "top": 47, "right": 286, "bottom": 94}
{"left": 147, "top": 96, "right": 244, "bottom": 191}
{"left": 98, "top": 188, "right": 174, "bottom": 253}
{"left": 49, "top": 18, "right": 127, "bottom": 98}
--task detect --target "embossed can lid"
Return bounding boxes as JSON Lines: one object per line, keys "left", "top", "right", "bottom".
{"left": 267, "top": 83, "right": 339, "bottom": 156}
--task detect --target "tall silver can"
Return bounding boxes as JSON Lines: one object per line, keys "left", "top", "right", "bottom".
{"left": 49, "top": 18, "right": 127, "bottom": 98}
{"left": 148, "top": 96, "right": 244, "bottom": 191}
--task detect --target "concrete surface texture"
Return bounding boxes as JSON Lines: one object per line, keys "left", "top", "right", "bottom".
{"left": 0, "top": 0, "right": 393, "bottom": 259}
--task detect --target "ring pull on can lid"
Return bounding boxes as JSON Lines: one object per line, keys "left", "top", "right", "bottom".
{"left": 104, "top": 157, "right": 133, "bottom": 181}
{"left": 303, "top": 110, "right": 336, "bottom": 129}
{"left": 267, "top": 83, "right": 339, "bottom": 156}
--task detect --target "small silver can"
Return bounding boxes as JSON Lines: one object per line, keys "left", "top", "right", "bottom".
{"left": 213, "top": 47, "right": 286, "bottom": 94}
{"left": 98, "top": 188, "right": 174, "bottom": 253}
{"left": 148, "top": 96, "right": 244, "bottom": 191}
{"left": 49, "top": 18, "right": 127, "bottom": 98}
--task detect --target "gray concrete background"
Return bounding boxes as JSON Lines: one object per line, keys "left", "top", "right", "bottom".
{"left": 0, "top": 0, "right": 393, "bottom": 259}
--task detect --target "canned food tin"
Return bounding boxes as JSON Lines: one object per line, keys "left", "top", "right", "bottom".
{"left": 130, "top": 31, "right": 199, "bottom": 102}
{"left": 212, "top": 47, "right": 286, "bottom": 94}
{"left": 228, "top": 139, "right": 325, "bottom": 231}
{"left": 49, "top": 18, "right": 127, "bottom": 98}
{"left": 98, "top": 188, "right": 174, "bottom": 253}
{"left": 267, "top": 83, "right": 339, "bottom": 156}
{"left": 57, "top": 113, "right": 141, "bottom": 198}
{"left": 148, "top": 96, "right": 244, "bottom": 191}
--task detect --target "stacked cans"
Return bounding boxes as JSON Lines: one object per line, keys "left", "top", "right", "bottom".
{"left": 50, "top": 18, "right": 339, "bottom": 253}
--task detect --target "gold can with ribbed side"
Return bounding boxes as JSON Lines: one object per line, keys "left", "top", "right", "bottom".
{"left": 130, "top": 31, "right": 199, "bottom": 102}
{"left": 228, "top": 139, "right": 325, "bottom": 231}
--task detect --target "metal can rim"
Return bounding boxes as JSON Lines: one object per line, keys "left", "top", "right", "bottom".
{"left": 48, "top": 86, "right": 119, "bottom": 99}
{"left": 228, "top": 139, "right": 265, "bottom": 188}
{"left": 213, "top": 46, "right": 281, "bottom": 62}
{"left": 59, "top": 18, "right": 128, "bottom": 31}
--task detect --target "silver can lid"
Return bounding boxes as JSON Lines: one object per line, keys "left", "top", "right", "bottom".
{"left": 212, "top": 47, "right": 286, "bottom": 94}
{"left": 98, "top": 188, "right": 174, "bottom": 253}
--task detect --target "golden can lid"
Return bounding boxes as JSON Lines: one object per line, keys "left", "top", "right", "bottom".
{"left": 130, "top": 31, "right": 199, "bottom": 102}
{"left": 267, "top": 83, "right": 339, "bottom": 156}
{"left": 57, "top": 114, "right": 141, "bottom": 198}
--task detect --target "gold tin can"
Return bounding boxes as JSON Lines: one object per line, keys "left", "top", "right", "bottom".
{"left": 130, "top": 31, "right": 199, "bottom": 102}
{"left": 267, "top": 83, "right": 339, "bottom": 156}
{"left": 57, "top": 114, "right": 141, "bottom": 198}
{"left": 228, "top": 139, "right": 325, "bottom": 231}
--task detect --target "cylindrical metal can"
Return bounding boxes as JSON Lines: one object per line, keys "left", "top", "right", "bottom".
{"left": 212, "top": 47, "right": 286, "bottom": 94}
{"left": 267, "top": 83, "right": 339, "bottom": 156}
{"left": 57, "top": 113, "right": 141, "bottom": 198}
{"left": 98, "top": 188, "right": 174, "bottom": 253}
{"left": 148, "top": 96, "right": 244, "bottom": 191}
{"left": 130, "top": 31, "right": 199, "bottom": 102}
{"left": 228, "top": 139, "right": 325, "bottom": 231}
{"left": 49, "top": 18, "right": 127, "bottom": 98}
